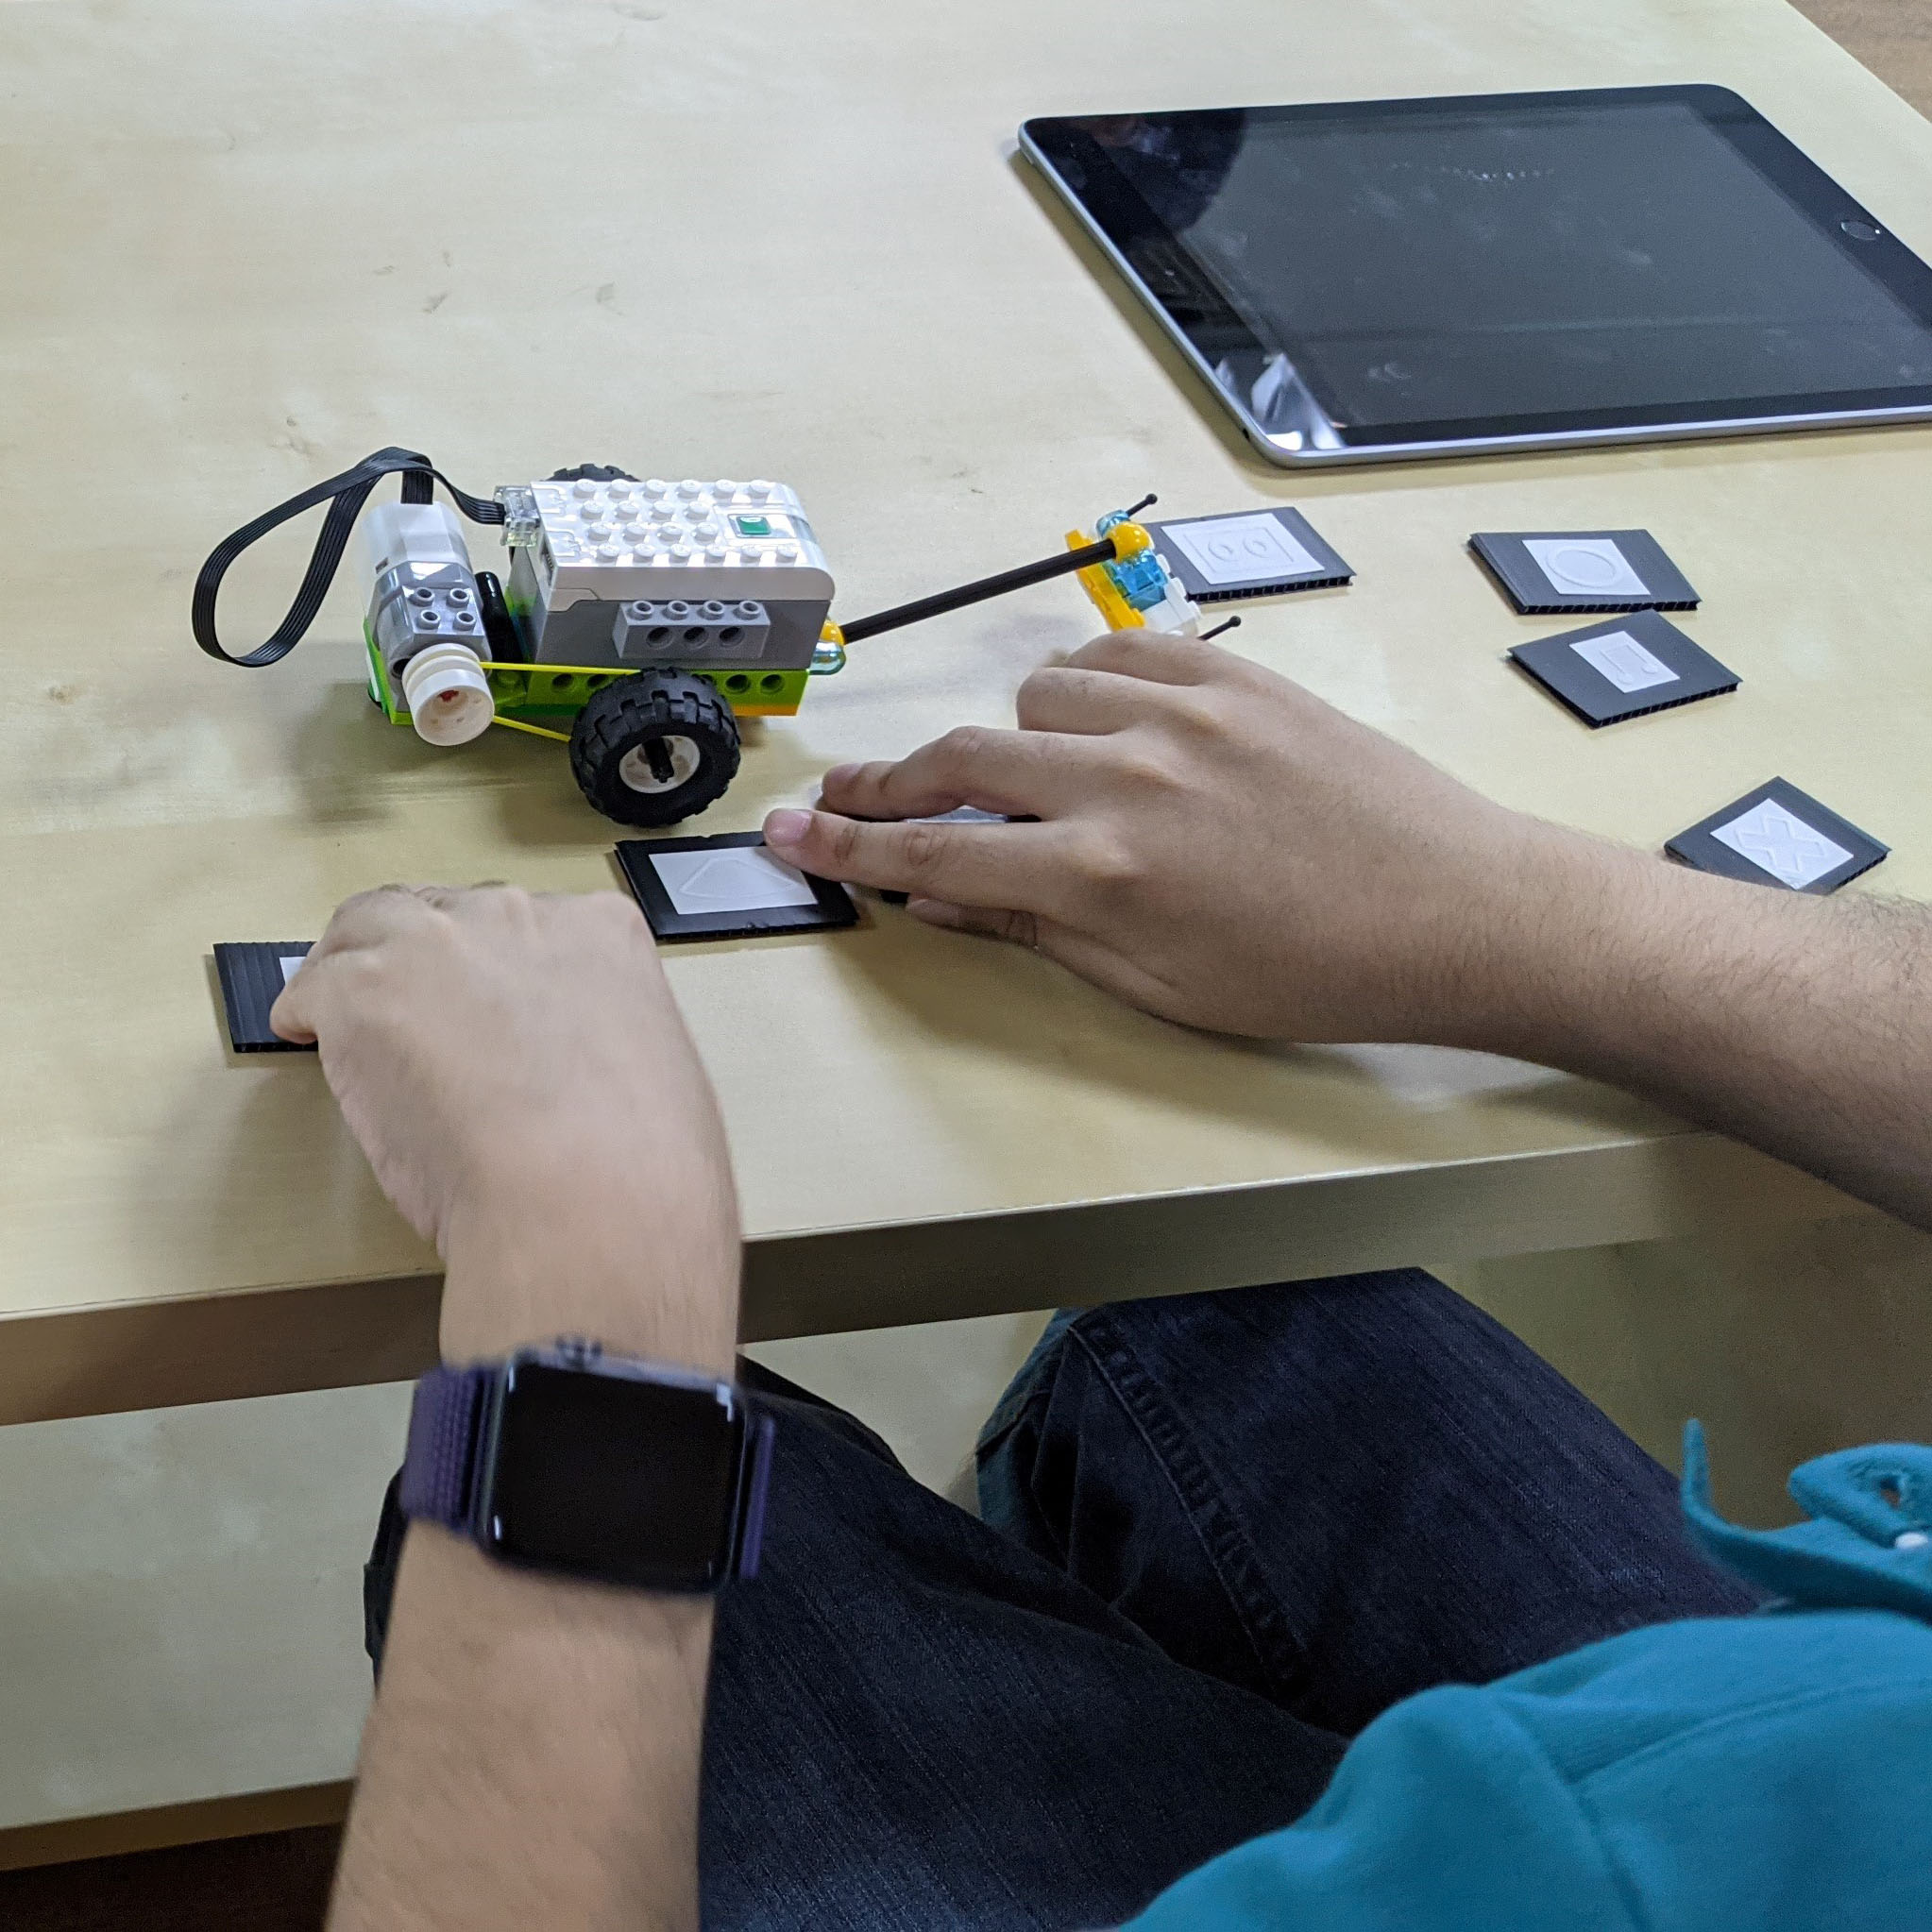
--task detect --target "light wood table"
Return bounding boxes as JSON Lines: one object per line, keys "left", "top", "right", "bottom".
{"left": 2, "top": 0, "right": 1924, "bottom": 1429}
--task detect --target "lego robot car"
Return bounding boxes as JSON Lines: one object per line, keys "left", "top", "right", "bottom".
{"left": 195, "top": 449, "right": 1243, "bottom": 829}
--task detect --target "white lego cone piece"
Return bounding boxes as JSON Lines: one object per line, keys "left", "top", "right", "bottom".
{"left": 401, "top": 643, "right": 495, "bottom": 745}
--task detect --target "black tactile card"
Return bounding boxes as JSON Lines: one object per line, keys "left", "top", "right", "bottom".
{"left": 615, "top": 832, "right": 857, "bottom": 941}
{"left": 1666, "top": 779, "right": 1888, "bottom": 894}
{"left": 1148, "top": 507, "right": 1353, "bottom": 602}
{"left": 214, "top": 941, "right": 315, "bottom": 1052}
{"left": 1471, "top": 529, "right": 1699, "bottom": 614}
{"left": 1507, "top": 609, "right": 1738, "bottom": 728}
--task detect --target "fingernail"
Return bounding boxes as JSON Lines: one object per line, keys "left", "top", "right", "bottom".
{"left": 764, "top": 808, "right": 812, "bottom": 847}
{"left": 822, "top": 763, "right": 859, "bottom": 789}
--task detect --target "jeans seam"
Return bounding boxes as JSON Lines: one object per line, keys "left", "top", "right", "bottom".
{"left": 1070, "top": 1313, "right": 1313, "bottom": 1709}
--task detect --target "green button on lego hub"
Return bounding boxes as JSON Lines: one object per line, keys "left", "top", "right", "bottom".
{"left": 733, "top": 515, "right": 772, "bottom": 536}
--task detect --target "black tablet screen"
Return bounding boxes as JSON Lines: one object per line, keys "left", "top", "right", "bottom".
{"left": 1026, "top": 91, "right": 1932, "bottom": 449}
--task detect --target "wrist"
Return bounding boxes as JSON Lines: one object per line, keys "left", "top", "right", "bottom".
{"left": 1428, "top": 820, "right": 1685, "bottom": 1062}
{"left": 437, "top": 1167, "right": 740, "bottom": 1372}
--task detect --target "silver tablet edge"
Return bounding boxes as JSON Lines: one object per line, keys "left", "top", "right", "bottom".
{"left": 1015, "top": 127, "right": 1932, "bottom": 470}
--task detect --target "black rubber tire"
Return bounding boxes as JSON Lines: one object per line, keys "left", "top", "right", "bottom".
{"left": 568, "top": 673, "right": 741, "bottom": 827}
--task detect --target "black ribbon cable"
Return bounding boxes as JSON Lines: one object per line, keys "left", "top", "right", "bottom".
{"left": 192, "top": 447, "right": 505, "bottom": 667}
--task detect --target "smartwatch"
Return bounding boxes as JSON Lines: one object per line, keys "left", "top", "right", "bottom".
{"left": 399, "top": 1339, "right": 774, "bottom": 1592}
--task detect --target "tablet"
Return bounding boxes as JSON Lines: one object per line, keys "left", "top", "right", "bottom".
{"left": 1020, "top": 87, "right": 1932, "bottom": 466}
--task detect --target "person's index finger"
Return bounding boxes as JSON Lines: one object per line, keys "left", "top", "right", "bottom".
{"left": 819, "top": 728, "right": 1048, "bottom": 821}
{"left": 298, "top": 883, "right": 452, "bottom": 970}
{"left": 1015, "top": 663, "right": 1168, "bottom": 737}
{"left": 271, "top": 883, "right": 450, "bottom": 1040}
{"left": 763, "top": 807, "right": 1061, "bottom": 910}
{"left": 819, "top": 757, "right": 977, "bottom": 822}
{"left": 1063, "top": 628, "right": 1222, "bottom": 686}
{"left": 821, "top": 724, "right": 1100, "bottom": 827}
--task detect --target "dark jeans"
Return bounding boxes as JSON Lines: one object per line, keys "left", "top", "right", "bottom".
{"left": 365, "top": 1270, "right": 1757, "bottom": 1929}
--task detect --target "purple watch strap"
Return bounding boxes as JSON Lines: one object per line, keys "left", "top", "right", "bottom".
{"left": 399, "top": 1364, "right": 492, "bottom": 1530}
{"left": 737, "top": 1413, "right": 777, "bottom": 1580}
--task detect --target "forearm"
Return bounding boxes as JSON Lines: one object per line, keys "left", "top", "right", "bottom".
{"left": 331, "top": 1535, "right": 714, "bottom": 1932}
{"left": 330, "top": 1188, "right": 740, "bottom": 1932}
{"left": 1448, "top": 825, "right": 1932, "bottom": 1229}
{"left": 783, "top": 638, "right": 1932, "bottom": 1222}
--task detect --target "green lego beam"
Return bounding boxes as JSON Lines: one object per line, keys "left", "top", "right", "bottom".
{"left": 364, "top": 634, "right": 809, "bottom": 729}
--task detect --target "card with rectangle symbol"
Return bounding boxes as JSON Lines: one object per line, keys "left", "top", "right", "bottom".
{"left": 614, "top": 832, "right": 858, "bottom": 941}
{"left": 1470, "top": 529, "right": 1699, "bottom": 614}
{"left": 1147, "top": 507, "right": 1353, "bottom": 603}
{"left": 1507, "top": 609, "right": 1738, "bottom": 727}
{"left": 1666, "top": 779, "right": 1888, "bottom": 894}
{"left": 214, "top": 942, "right": 315, "bottom": 1052}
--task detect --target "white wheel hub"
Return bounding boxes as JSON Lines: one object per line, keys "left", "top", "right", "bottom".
{"left": 618, "top": 734, "right": 702, "bottom": 793}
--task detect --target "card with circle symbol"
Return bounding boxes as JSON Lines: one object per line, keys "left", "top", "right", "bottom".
{"left": 1507, "top": 609, "right": 1738, "bottom": 727}
{"left": 1147, "top": 507, "right": 1353, "bottom": 602}
{"left": 1470, "top": 529, "right": 1699, "bottom": 614}
{"left": 1666, "top": 779, "right": 1888, "bottom": 894}
{"left": 214, "top": 942, "right": 315, "bottom": 1052}
{"left": 614, "top": 832, "right": 858, "bottom": 941}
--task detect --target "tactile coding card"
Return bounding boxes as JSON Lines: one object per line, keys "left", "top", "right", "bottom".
{"left": 1471, "top": 530, "right": 1699, "bottom": 614}
{"left": 1507, "top": 609, "right": 1737, "bottom": 727}
{"left": 1666, "top": 779, "right": 1888, "bottom": 893}
{"left": 615, "top": 833, "right": 857, "bottom": 941}
{"left": 1149, "top": 507, "right": 1352, "bottom": 602}
{"left": 214, "top": 942, "right": 314, "bottom": 1052}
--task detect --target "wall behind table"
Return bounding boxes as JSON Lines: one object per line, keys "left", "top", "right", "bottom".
{"left": 1442, "top": 1213, "right": 1932, "bottom": 1527}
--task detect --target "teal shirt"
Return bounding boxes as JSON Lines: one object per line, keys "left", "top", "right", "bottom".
{"left": 1128, "top": 1428, "right": 1932, "bottom": 1930}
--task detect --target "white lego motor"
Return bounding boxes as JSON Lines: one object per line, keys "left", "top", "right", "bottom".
{"left": 360, "top": 500, "right": 473, "bottom": 583}
{"left": 358, "top": 500, "right": 496, "bottom": 745}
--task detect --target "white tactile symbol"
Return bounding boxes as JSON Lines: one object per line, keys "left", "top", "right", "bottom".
{"left": 1524, "top": 537, "right": 1652, "bottom": 599}
{"left": 1570, "top": 630, "right": 1679, "bottom": 694}
{"left": 279, "top": 955, "right": 306, "bottom": 985}
{"left": 1710, "top": 800, "right": 1853, "bottom": 889}
{"left": 651, "top": 847, "right": 820, "bottom": 915}
{"left": 1165, "top": 513, "right": 1323, "bottom": 587}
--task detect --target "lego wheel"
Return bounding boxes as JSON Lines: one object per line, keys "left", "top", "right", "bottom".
{"left": 568, "top": 673, "right": 742, "bottom": 828}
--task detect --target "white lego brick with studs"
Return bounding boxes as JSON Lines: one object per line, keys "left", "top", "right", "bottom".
{"left": 531, "top": 476, "right": 835, "bottom": 610}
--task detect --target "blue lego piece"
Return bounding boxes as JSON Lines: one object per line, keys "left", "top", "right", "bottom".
{"left": 1105, "top": 549, "right": 1174, "bottom": 612}
{"left": 1094, "top": 505, "right": 1179, "bottom": 612}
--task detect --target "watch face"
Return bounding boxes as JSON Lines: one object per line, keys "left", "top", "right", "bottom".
{"left": 481, "top": 1361, "right": 743, "bottom": 1590}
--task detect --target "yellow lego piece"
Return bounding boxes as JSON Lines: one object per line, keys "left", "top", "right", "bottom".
{"left": 1065, "top": 528, "right": 1144, "bottom": 632}
{"left": 1107, "top": 519, "right": 1153, "bottom": 559}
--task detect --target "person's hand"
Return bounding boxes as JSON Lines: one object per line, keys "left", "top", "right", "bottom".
{"left": 271, "top": 886, "right": 739, "bottom": 1364}
{"left": 764, "top": 631, "right": 1605, "bottom": 1042}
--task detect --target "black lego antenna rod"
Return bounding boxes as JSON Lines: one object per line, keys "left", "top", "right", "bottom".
{"left": 838, "top": 535, "right": 1122, "bottom": 644}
